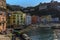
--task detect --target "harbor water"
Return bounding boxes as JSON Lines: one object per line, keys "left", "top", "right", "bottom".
{"left": 27, "top": 28, "right": 54, "bottom": 40}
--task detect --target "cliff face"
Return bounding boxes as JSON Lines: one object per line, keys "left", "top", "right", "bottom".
{"left": 21, "top": 1, "right": 60, "bottom": 16}
{"left": 0, "top": 0, "right": 6, "bottom": 9}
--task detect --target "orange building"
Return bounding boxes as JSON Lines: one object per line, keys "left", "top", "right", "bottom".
{"left": 32, "top": 15, "right": 37, "bottom": 24}
{"left": 0, "top": 12, "right": 6, "bottom": 32}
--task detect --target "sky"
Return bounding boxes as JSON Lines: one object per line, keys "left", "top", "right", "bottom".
{"left": 6, "top": 0, "right": 60, "bottom": 7}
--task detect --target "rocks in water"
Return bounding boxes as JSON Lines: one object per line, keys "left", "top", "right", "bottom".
{"left": 22, "top": 33, "right": 31, "bottom": 40}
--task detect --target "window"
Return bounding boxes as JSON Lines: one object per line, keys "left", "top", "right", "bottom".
{"left": 17, "top": 20, "right": 19, "bottom": 24}
{"left": 13, "top": 21, "right": 15, "bottom": 23}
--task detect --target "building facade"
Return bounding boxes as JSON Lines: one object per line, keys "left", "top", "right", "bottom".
{"left": 7, "top": 11, "right": 26, "bottom": 28}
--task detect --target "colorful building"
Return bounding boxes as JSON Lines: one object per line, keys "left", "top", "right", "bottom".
{"left": 31, "top": 15, "right": 37, "bottom": 24}
{"left": 25, "top": 14, "right": 31, "bottom": 25}
{"left": 7, "top": 11, "right": 26, "bottom": 27}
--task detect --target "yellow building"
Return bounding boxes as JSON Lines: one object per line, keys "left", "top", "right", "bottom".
{"left": 41, "top": 15, "right": 52, "bottom": 22}
{"left": 8, "top": 11, "right": 26, "bottom": 27}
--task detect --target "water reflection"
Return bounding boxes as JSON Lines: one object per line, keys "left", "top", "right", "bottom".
{"left": 27, "top": 28, "right": 54, "bottom": 40}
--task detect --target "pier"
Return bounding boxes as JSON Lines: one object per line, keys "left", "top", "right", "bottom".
{"left": 29, "top": 23, "right": 60, "bottom": 28}
{"left": 13, "top": 23, "right": 60, "bottom": 34}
